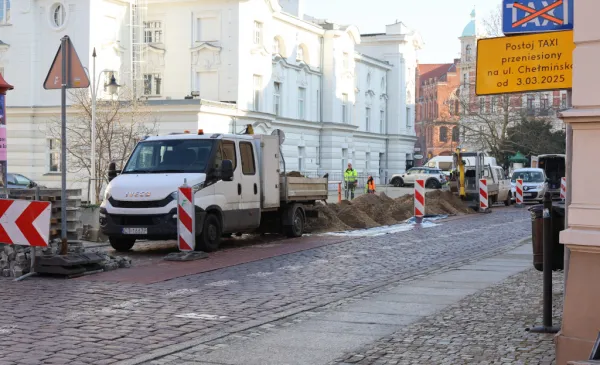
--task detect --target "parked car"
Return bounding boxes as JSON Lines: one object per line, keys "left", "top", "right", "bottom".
{"left": 510, "top": 168, "right": 548, "bottom": 204}
{"left": 390, "top": 167, "right": 446, "bottom": 189}
{"left": 0, "top": 173, "right": 43, "bottom": 189}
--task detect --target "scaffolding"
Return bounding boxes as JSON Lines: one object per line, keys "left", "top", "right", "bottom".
{"left": 129, "top": 0, "right": 147, "bottom": 98}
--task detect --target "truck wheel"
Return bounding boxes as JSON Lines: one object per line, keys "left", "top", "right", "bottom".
{"left": 197, "top": 214, "right": 222, "bottom": 252}
{"left": 109, "top": 237, "right": 135, "bottom": 252}
{"left": 504, "top": 192, "right": 512, "bottom": 206}
{"left": 285, "top": 206, "right": 305, "bottom": 238}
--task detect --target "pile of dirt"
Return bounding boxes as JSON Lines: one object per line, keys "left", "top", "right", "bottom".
{"left": 305, "top": 190, "right": 473, "bottom": 233}
{"left": 305, "top": 203, "right": 350, "bottom": 233}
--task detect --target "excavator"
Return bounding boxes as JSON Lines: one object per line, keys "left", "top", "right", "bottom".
{"left": 450, "top": 148, "right": 502, "bottom": 208}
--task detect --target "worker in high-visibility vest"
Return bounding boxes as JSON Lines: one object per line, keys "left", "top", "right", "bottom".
{"left": 365, "top": 175, "right": 376, "bottom": 194}
{"left": 344, "top": 163, "right": 358, "bottom": 200}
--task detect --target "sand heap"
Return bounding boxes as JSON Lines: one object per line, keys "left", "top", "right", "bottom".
{"left": 306, "top": 191, "right": 473, "bottom": 233}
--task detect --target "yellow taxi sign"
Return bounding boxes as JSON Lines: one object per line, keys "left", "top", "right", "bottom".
{"left": 475, "top": 30, "right": 574, "bottom": 96}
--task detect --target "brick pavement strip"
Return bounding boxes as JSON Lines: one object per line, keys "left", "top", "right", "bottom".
{"left": 0, "top": 210, "right": 530, "bottom": 364}
{"left": 330, "top": 269, "right": 564, "bottom": 365}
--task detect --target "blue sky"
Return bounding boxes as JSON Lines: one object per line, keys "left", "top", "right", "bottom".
{"left": 303, "top": 0, "right": 499, "bottom": 63}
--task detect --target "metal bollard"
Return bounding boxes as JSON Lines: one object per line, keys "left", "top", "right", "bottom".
{"left": 527, "top": 192, "right": 560, "bottom": 334}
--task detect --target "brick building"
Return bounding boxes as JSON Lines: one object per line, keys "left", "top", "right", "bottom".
{"left": 415, "top": 61, "right": 461, "bottom": 163}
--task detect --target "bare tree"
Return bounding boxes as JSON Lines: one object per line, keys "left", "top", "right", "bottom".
{"left": 452, "top": 91, "right": 526, "bottom": 160}
{"left": 48, "top": 87, "right": 158, "bottom": 203}
{"left": 482, "top": 4, "right": 503, "bottom": 37}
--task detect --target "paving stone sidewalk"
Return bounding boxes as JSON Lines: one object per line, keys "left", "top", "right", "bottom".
{"left": 331, "top": 269, "right": 564, "bottom": 365}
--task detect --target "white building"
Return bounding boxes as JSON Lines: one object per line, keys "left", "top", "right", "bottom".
{"left": 0, "top": 0, "right": 422, "bottom": 197}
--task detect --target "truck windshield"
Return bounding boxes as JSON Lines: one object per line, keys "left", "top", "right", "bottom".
{"left": 511, "top": 171, "right": 545, "bottom": 183}
{"left": 123, "top": 139, "right": 215, "bottom": 174}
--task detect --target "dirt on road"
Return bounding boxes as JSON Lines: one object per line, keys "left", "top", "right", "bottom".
{"left": 306, "top": 191, "right": 473, "bottom": 233}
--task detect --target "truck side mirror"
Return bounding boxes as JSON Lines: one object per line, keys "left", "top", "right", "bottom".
{"left": 108, "top": 162, "right": 119, "bottom": 182}
{"left": 221, "top": 160, "right": 234, "bottom": 181}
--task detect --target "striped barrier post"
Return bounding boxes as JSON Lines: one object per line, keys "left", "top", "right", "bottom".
{"left": 177, "top": 180, "right": 195, "bottom": 251}
{"left": 414, "top": 179, "right": 425, "bottom": 222}
{"left": 560, "top": 177, "right": 566, "bottom": 202}
{"left": 479, "top": 179, "right": 489, "bottom": 213}
{"left": 516, "top": 179, "right": 524, "bottom": 208}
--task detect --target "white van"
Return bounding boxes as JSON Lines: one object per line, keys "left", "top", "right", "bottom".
{"left": 427, "top": 155, "right": 499, "bottom": 176}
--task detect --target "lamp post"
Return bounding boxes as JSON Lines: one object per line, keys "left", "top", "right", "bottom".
{"left": 90, "top": 48, "right": 120, "bottom": 204}
{"left": 0, "top": 73, "right": 14, "bottom": 198}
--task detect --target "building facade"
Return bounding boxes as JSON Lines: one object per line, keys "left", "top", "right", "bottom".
{"left": 0, "top": 0, "right": 422, "bottom": 197}
{"left": 415, "top": 60, "right": 460, "bottom": 163}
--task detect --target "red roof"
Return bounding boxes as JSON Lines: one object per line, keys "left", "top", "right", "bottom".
{"left": 417, "top": 63, "right": 455, "bottom": 84}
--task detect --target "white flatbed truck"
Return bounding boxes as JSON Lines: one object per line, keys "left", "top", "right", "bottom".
{"left": 100, "top": 130, "right": 328, "bottom": 252}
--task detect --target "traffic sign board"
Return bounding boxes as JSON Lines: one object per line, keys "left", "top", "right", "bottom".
{"left": 475, "top": 30, "right": 574, "bottom": 96}
{"left": 503, "top": 0, "right": 573, "bottom": 35}
{"left": 0, "top": 199, "right": 51, "bottom": 247}
{"left": 43, "top": 37, "right": 90, "bottom": 90}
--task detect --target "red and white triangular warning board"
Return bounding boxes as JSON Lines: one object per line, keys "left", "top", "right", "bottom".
{"left": 43, "top": 36, "right": 90, "bottom": 90}
{"left": 0, "top": 200, "right": 51, "bottom": 247}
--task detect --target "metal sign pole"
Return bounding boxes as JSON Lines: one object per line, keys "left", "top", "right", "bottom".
{"left": 0, "top": 94, "right": 7, "bottom": 199}
{"left": 60, "top": 36, "right": 68, "bottom": 255}
{"left": 14, "top": 186, "right": 41, "bottom": 282}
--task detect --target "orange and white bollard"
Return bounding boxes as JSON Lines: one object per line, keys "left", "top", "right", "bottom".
{"left": 560, "top": 177, "right": 566, "bottom": 202}
{"left": 479, "top": 179, "right": 489, "bottom": 213}
{"left": 414, "top": 179, "right": 425, "bottom": 223}
{"left": 515, "top": 179, "right": 524, "bottom": 208}
{"left": 177, "top": 180, "right": 195, "bottom": 251}
{"left": 338, "top": 182, "right": 342, "bottom": 203}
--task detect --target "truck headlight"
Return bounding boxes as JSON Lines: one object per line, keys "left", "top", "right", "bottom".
{"left": 104, "top": 189, "right": 111, "bottom": 201}
{"left": 193, "top": 182, "right": 205, "bottom": 192}
{"left": 170, "top": 191, "right": 178, "bottom": 200}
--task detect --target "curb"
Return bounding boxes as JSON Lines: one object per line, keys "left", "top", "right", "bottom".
{"left": 116, "top": 235, "right": 533, "bottom": 365}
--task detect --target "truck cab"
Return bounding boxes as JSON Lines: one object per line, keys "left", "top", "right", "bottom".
{"left": 531, "top": 154, "right": 565, "bottom": 199}
{"left": 100, "top": 131, "right": 326, "bottom": 252}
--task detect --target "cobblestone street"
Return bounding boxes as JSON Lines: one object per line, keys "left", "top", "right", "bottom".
{"left": 331, "top": 269, "right": 564, "bottom": 365}
{"left": 0, "top": 209, "right": 533, "bottom": 364}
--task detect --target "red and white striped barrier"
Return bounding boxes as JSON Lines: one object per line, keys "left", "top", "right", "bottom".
{"left": 0, "top": 200, "right": 51, "bottom": 247}
{"left": 560, "top": 177, "right": 566, "bottom": 200}
{"left": 479, "top": 179, "right": 488, "bottom": 211}
{"left": 516, "top": 179, "right": 524, "bottom": 206}
{"left": 414, "top": 179, "right": 425, "bottom": 218}
{"left": 177, "top": 182, "right": 195, "bottom": 251}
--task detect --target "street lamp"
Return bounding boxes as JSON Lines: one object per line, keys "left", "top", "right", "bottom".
{"left": 90, "top": 47, "right": 120, "bottom": 204}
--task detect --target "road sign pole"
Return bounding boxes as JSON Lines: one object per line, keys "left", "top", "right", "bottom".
{"left": 60, "top": 36, "right": 68, "bottom": 255}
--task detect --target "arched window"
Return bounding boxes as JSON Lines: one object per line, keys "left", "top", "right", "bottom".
{"left": 381, "top": 77, "right": 385, "bottom": 91}
{"left": 273, "top": 36, "right": 287, "bottom": 56}
{"left": 452, "top": 126, "right": 459, "bottom": 142}
{"left": 465, "top": 45, "right": 472, "bottom": 61}
{"left": 296, "top": 44, "right": 308, "bottom": 63}
{"left": 439, "top": 126, "right": 448, "bottom": 142}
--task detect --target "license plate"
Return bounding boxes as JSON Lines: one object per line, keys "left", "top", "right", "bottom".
{"left": 122, "top": 227, "right": 147, "bottom": 235}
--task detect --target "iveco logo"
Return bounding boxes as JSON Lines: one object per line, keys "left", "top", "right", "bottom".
{"left": 125, "top": 192, "right": 151, "bottom": 198}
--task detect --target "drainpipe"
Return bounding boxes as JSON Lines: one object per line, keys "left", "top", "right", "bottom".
{"left": 385, "top": 95, "right": 389, "bottom": 184}
{"left": 191, "top": 12, "right": 194, "bottom": 94}
{"left": 318, "top": 36, "right": 324, "bottom": 173}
